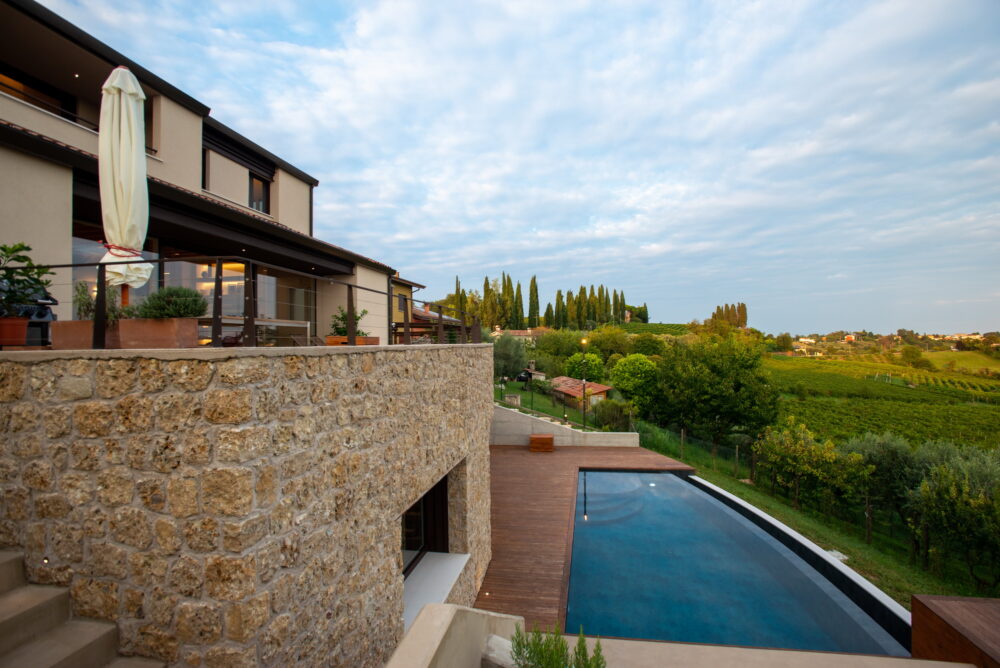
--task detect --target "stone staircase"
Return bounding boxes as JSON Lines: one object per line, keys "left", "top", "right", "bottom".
{"left": 0, "top": 551, "right": 162, "bottom": 668}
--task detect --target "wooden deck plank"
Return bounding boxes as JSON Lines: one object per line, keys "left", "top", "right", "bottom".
{"left": 473, "top": 444, "right": 694, "bottom": 630}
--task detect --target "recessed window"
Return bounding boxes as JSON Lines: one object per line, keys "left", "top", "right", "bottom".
{"left": 402, "top": 475, "right": 449, "bottom": 577}
{"left": 249, "top": 175, "right": 270, "bottom": 213}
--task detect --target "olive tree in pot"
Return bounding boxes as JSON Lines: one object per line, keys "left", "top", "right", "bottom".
{"left": 0, "top": 243, "right": 54, "bottom": 346}
{"left": 118, "top": 286, "right": 208, "bottom": 348}
{"left": 50, "top": 282, "right": 135, "bottom": 349}
{"left": 325, "top": 306, "right": 379, "bottom": 345}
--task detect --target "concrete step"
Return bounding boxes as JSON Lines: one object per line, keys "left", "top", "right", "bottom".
{"left": 0, "top": 553, "right": 24, "bottom": 596}
{"left": 0, "top": 585, "right": 69, "bottom": 656}
{"left": 106, "top": 657, "right": 167, "bottom": 668}
{"left": 0, "top": 618, "right": 117, "bottom": 668}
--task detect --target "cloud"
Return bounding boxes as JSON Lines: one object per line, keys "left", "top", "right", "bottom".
{"left": 38, "top": 0, "right": 1000, "bottom": 333}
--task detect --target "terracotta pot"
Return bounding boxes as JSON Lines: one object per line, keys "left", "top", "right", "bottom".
{"left": 118, "top": 318, "right": 200, "bottom": 349}
{"left": 50, "top": 320, "right": 121, "bottom": 350}
{"left": 0, "top": 317, "right": 29, "bottom": 346}
{"left": 325, "top": 335, "right": 380, "bottom": 346}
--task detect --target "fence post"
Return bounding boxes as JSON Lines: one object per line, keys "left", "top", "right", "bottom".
{"left": 402, "top": 297, "right": 411, "bottom": 344}
{"left": 435, "top": 304, "right": 444, "bottom": 343}
{"left": 471, "top": 319, "right": 482, "bottom": 343}
{"left": 346, "top": 285, "right": 356, "bottom": 345}
{"left": 680, "top": 428, "right": 686, "bottom": 459}
{"left": 211, "top": 259, "right": 223, "bottom": 347}
{"left": 92, "top": 264, "right": 107, "bottom": 349}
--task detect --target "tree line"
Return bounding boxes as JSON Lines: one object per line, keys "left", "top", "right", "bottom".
{"left": 439, "top": 275, "right": 648, "bottom": 330}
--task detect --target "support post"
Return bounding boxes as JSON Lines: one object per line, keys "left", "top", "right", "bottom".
{"left": 346, "top": 285, "right": 356, "bottom": 345}
{"left": 403, "top": 297, "right": 411, "bottom": 344}
{"left": 211, "top": 259, "right": 223, "bottom": 347}
{"left": 93, "top": 264, "right": 107, "bottom": 349}
{"left": 435, "top": 304, "right": 444, "bottom": 343}
{"left": 243, "top": 262, "right": 256, "bottom": 347}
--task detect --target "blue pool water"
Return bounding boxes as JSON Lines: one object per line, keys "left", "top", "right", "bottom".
{"left": 565, "top": 471, "right": 907, "bottom": 655}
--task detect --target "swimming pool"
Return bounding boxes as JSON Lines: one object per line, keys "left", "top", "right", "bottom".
{"left": 565, "top": 471, "right": 908, "bottom": 655}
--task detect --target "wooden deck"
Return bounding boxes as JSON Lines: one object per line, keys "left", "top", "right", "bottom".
{"left": 473, "top": 445, "right": 694, "bottom": 630}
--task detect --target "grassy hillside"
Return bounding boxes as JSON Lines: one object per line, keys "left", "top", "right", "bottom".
{"left": 925, "top": 350, "right": 1000, "bottom": 372}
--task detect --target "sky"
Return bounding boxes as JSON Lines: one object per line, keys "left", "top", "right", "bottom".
{"left": 40, "top": 0, "right": 1000, "bottom": 335}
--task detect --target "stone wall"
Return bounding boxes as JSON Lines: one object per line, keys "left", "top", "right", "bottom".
{"left": 0, "top": 344, "right": 493, "bottom": 667}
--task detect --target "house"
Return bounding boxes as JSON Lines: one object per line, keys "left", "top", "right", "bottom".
{"left": 491, "top": 327, "right": 548, "bottom": 343}
{"left": 0, "top": 0, "right": 393, "bottom": 346}
{"left": 390, "top": 273, "right": 425, "bottom": 324}
{"left": 0, "top": 3, "right": 493, "bottom": 667}
{"left": 549, "top": 376, "right": 613, "bottom": 407}
{"left": 797, "top": 337, "right": 816, "bottom": 344}
{"left": 844, "top": 334, "right": 856, "bottom": 343}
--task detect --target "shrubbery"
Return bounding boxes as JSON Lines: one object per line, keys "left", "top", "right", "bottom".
{"left": 136, "top": 287, "right": 207, "bottom": 319}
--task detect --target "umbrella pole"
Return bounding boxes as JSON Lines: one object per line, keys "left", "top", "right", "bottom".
{"left": 121, "top": 285, "right": 129, "bottom": 307}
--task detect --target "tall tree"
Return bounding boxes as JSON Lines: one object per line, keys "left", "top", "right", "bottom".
{"left": 543, "top": 302, "right": 554, "bottom": 327}
{"left": 566, "top": 289, "right": 577, "bottom": 330}
{"left": 577, "top": 286, "right": 587, "bottom": 329}
{"left": 513, "top": 281, "right": 525, "bottom": 329}
{"left": 587, "top": 285, "right": 597, "bottom": 324}
{"left": 528, "top": 275, "right": 540, "bottom": 328}
{"left": 555, "top": 290, "right": 565, "bottom": 329}
{"left": 738, "top": 302, "right": 747, "bottom": 328}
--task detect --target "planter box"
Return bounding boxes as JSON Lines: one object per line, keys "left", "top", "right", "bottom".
{"left": 0, "top": 318, "right": 29, "bottom": 346}
{"left": 325, "top": 335, "right": 380, "bottom": 346}
{"left": 119, "top": 318, "right": 200, "bottom": 349}
{"left": 50, "top": 320, "right": 121, "bottom": 350}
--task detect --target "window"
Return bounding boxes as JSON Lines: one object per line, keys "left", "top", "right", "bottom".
{"left": 401, "top": 475, "right": 449, "bottom": 576}
{"left": 201, "top": 149, "right": 209, "bottom": 190}
{"left": 249, "top": 175, "right": 269, "bottom": 213}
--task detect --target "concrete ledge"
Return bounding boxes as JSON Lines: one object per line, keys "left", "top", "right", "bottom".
{"left": 386, "top": 604, "right": 523, "bottom": 668}
{"left": 490, "top": 405, "right": 639, "bottom": 447}
{"left": 0, "top": 342, "right": 492, "bottom": 362}
{"left": 688, "top": 475, "right": 912, "bottom": 650}
{"left": 403, "top": 553, "right": 470, "bottom": 630}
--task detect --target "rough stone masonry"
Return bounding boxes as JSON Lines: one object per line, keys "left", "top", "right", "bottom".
{"left": 0, "top": 344, "right": 493, "bottom": 667}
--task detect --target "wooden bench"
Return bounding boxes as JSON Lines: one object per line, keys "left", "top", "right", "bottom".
{"left": 529, "top": 434, "right": 554, "bottom": 452}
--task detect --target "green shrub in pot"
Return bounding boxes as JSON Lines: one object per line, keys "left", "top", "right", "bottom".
{"left": 136, "top": 286, "right": 208, "bottom": 319}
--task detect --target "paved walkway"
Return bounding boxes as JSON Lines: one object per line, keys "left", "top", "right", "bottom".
{"left": 473, "top": 445, "right": 693, "bottom": 630}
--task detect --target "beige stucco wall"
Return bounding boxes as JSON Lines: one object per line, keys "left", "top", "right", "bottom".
{"left": 0, "top": 91, "right": 99, "bottom": 156}
{"left": 271, "top": 169, "right": 310, "bottom": 235}
{"left": 0, "top": 144, "right": 74, "bottom": 321}
{"left": 145, "top": 96, "right": 202, "bottom": 193}
{"left": 203, "top": 150, "right": 249, "bottom": 210}
{"left": 317, "top": 266, "right": 392, "bottom": 345}
{"left": 0, "top": 344, "right": 493, "bottom": 667}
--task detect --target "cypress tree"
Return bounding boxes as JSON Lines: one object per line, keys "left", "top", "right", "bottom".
{"left": 566, "top": 289, "right": 577, "bottom": 330}
{"left": 513, "top": 282, "right": 525, "bottom": 329}
{"left": 554, "top": 290, "right": 565, "bottom": 329}
{"left": 587, "top": 285, "right": 597, "bottom": 324}
{"left": 738, "top": 302, "right": 747, "bottom": 328}
{"left": 543, "top": 302, "right": 554, "bottom": 327}
{"left": 528, "top": 276, "right": 540, "bottom": 328}
{"left": 577, "top": 287, "right": 588, "bottom": 329}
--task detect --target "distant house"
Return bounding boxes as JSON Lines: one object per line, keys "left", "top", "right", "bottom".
{"left": 491, "top": 326, "right": 549, "bottom": 342}
{"left": 798, "top": 337, "right": 816, "bottom": 344}
{"left": 844, "top": 334, "right": 856, "bottom": 343}
{"left": 550, "top": 376, "right": 613, "bottom": 407}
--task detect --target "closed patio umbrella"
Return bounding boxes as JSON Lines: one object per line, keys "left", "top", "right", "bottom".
{"left": 98, "top": 66, "right": 152, "bottom": 290}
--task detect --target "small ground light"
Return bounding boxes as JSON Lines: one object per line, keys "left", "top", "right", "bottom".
{"left": 649, "top": 483, "right": 656, "bottom": 487}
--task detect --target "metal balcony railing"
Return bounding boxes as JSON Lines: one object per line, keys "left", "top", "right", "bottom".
{"left": 8, "top": 255, "right": 482, "bottom": 349}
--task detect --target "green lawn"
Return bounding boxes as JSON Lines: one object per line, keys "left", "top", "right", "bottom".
{"left": 925, "top": 350, "right": 1000, "bottom": 372}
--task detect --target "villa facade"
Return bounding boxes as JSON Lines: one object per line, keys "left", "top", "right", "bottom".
{"left": 0, "top": 2, "right": 493, "bottom": 666}
{"left": 0, "top": 0, "right": 394, "bottom": 346}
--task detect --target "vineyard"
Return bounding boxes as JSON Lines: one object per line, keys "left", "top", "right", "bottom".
{"left": 765, "top": 356, "right": 1000, "bottom": 449}
{"left": 619, "top": 322, "right": 689, "bottom": 335}
{"left": 780, "top": 398, "right": 1000, "bottom": 450}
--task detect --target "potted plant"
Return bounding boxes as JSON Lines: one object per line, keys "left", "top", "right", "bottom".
{"left": 118, "top": 286, "right": 207, "bottom": 348}
{"left": 326, "top": 306, "right": 379, "bottom": 345}
{"left": 0, "top": 243, "right": 54, "bottom": 347}
{"left": 50, "top": 282, "right": 134, "bottom": 349}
